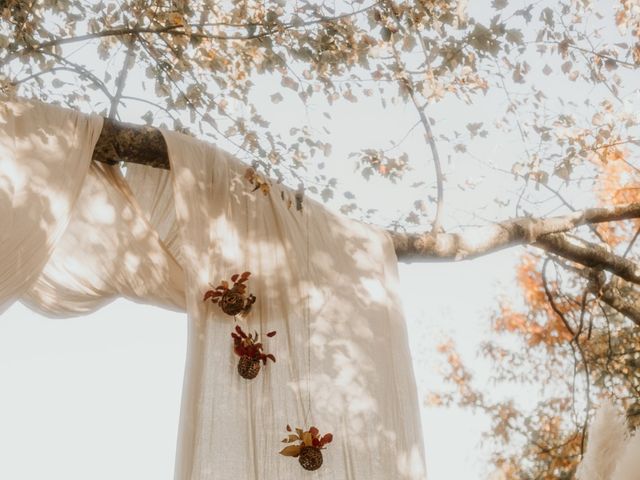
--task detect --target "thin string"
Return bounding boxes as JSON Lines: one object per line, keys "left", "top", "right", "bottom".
{"left": 303, "top": 206, "right": 313, "bottom": 426}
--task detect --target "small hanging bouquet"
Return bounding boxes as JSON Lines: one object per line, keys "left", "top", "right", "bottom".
{"left": 203, "top": 271, "right": 256, "bottom": 317}
{"left": 279, "top": 425, "right": 333, "bottom": 471}
{"left": 231, "top": 326, "right": 276, "bottom": 379}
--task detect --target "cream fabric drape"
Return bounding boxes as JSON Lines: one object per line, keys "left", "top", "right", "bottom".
{"left": 163, "top": 130, "right": 426, "bottom": 480}
{"left": 0, "top": 98, "right": 427, "bottom": 479}
{"left": 0, "top": 99, "right": 102, "bottom": 313}
{"left": 23, "top": 161, "right": 186, "bottom": 316}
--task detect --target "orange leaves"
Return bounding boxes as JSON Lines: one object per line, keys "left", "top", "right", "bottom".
{"left": 594, "top": 150, "right": 640, "bottom": 246}
{"left": 616, "top": 0, "right": 640, "bottom": 41}
{"left": 434, "top": 339, "right": 481, "bottom": 407}
{"left": 493, "top": 254, "right": 574, "bottom": 347}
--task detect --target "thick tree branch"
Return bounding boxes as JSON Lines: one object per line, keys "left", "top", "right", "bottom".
{"left": 570, "top": 266, "right": 640, "bottom": 327}
{"left": 93, "top": 118, "right": 169, "bottom": 169}
{"left": 599, "top": 277, "right": 640, "bottom": 327}
{"left": 90, "top": 116, "right": 640, "bottom": 264}
{"left": 391, "top": 205, "right": 640, "bottom": 261}
{"left": 535, "top": 234, "right": 640, "bottom": 285}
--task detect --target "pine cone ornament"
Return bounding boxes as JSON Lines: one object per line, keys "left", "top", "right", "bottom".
{"left": 220, "top": 291, "right": 246, "bottom": 316}
{"left": 203, "top": 272, "right": 256, "bottom": 318}
{"left": 231, "top": 327, "right": 276, "bottom": 380}
{"left": 299, "top": 446, "right": 323, "bottom": 471}
{"left": 280, "top": 425, "right": 333, "bottom": 471}
{"left": 237, "top": 355, "right": 261, "bottom": 380}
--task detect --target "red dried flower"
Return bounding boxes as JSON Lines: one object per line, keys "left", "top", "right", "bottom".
{"left": 279, "top": 425, "right": 334, "bottom": 457}
{"left": 231, "top": 326, "right": 276, "bottom": 365}
{"left": 203, "top": 272, "right": 256, "bottom": 317}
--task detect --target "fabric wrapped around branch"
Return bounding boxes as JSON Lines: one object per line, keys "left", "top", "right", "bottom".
{"left": 0, "top": 98, "right": 427, "bottom": 480}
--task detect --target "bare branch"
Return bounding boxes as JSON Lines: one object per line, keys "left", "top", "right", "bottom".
{"left": 536, "top": 234, "right": 640, "bottom": 285}
{"left": 599, "top": 278, "right": 640, "bottom": 327}
{"left": 392, "top": 205, "right": 640, "bottom": 261}
{"left": 109, "top": 38, "right": 136, "bottom": 120}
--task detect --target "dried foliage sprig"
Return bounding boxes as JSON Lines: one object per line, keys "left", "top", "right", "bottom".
{"left": 231, "top": 326, "right": 276, "bottom": 365}
{"left": 203, "top": 271, "right": 256, "bottom": 317}
{"left": 279, "top": 425, "right": 333, "bottom": 456}
{"left": 244, "top": 167, "right": 270, "bottom": 195}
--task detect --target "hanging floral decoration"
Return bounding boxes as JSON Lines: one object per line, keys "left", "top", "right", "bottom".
{"left": 244, "top": 167, "right": 270, "bottom": 195}
{"left": 203, "top": 271, "right": 256, "bottom": 317}
{"left": 231, "top": 326, "right": 276, "bottom": 379}
{"left": 279, "top": 425, "right": 333, "bottom": 471}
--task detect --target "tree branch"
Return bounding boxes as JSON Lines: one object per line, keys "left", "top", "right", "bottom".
{"left": 4, "top": 3, "right": 382, "bottom": 65}
{"left": 109, "top": 39, "right": 136, "bottom": 119}
{"left": 535, "top": 234, "right": 640, "bottom": 285}
{"left": 93, "top": 118, "right": 169, "bottom": 169}
{"left": 87, "top": 114, "right": 640, "bottom": 263}
{"left": 391, "top": 205, "right": 640, "bottom": 261}
{"left": 571, "top": 266, "right": 640, "bottom": 327}
{"left": 598, "top": 277, "right": 640, "bottom": 327}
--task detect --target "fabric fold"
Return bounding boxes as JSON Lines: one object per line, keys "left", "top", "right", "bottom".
{"left": 23, "top": 162, "right": 186, "bottom": 316}
{"left": 0, "top": 98, "right": 103, "bottom": 313}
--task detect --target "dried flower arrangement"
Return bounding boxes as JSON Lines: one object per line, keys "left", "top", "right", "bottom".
{"left": 244, "top": 167, "right": 270, "bottom": 195}
{"left": 203, "top": 271, "right": 256, "bottom": 317}
{"left": 279, "top": 425, "right": 333, "bottom": 471}
{"left": 231, "top": 326, "right": 276, "bottom": 379}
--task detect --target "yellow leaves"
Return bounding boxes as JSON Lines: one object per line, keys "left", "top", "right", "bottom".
{"left": 167, "top": 12, "right": 186, "bottom": 27}
{"left": 302, "top": 431, "right": 313, "bottom": 447}
{"left": 282, "top": 434, "right": 299, "bottom": 443}
{"left": 426, "top": 392, "right": 444, "bottom": 407}
{"left": 279, "top": 445, "right": 301, "bottom": 457}
{"left": 594, "top": 148, "right": 639, "bottom": 246}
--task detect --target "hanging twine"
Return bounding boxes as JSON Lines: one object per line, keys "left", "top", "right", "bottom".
{"left": 302, "top": 207, "right": 313, "bottom": 427}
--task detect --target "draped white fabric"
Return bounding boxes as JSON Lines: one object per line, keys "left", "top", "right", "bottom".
{"left": 0, "top": 98, "right": 427, "bottom": 479}
{"left": 0, "top": 99, "right": 103, "bottom": 313}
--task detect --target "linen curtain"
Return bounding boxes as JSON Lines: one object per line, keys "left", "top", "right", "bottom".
{"left": 0, "top": 97, "right": 427, "bottom": 479}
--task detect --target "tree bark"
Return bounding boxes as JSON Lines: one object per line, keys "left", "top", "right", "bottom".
{"left": 535, "top": 234, "right": 640, "bottom": 285}
{"left": 91, "top": 116, "right": 640, "bottom": 266}
{"left": 390, "top": 204, "right": 640, "bottom": 261}
{"left": 93, "top": 117, "right": 169, "bottom": 169}
{"left": 571, "top": 267, "right": 640, "bottom": 327}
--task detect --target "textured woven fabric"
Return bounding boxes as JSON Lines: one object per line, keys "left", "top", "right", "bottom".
{"left": 0, "top": 98, "right": 103, "bottom": 313}
{"left": 163, "top": 130, "right": 426, "bottom": 480}
{"left": 0, "top": 98, "right": 427, "bottom": 479}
